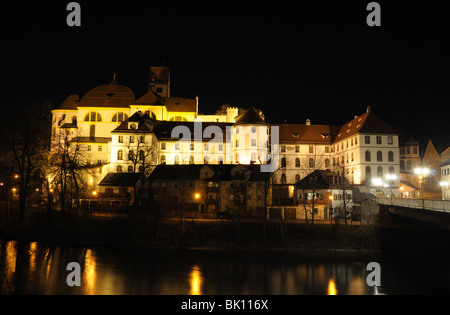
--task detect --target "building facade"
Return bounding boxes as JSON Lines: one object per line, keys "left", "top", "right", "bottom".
{"left": 50, "top": 66, "right": 402, "bottom": 206}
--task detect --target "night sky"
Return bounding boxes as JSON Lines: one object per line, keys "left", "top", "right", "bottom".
{"left": 2, "top": 1, "right": 450, "bottom": 153}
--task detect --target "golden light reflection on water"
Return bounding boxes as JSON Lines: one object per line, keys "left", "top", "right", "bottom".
{"left": 189, "top": 265, "right": 204, "bottom": 295}
{"left": 28, "top": 242, "right": 37, "bottom": 274}
{"left": 327, "top": 278, "right": 338, "bottom": 295}
{"left": 83, "top": 249, "right": 96, "bottom": 294}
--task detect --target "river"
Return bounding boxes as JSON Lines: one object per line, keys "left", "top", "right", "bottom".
{"left": 1, "top": 239, "right": 449, "bottom": 295}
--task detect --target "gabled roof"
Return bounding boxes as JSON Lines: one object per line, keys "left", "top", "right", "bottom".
{"left": 296, "top": 169, "right": 350, "bottom": 189}
{"left": 134, "top": 90, "right": 165, "bottom": 105}
{"left": 333, "top": 107, "right": 398, "bottom": 143}
{"left": 234, "top": 107, "right": 266, "bottom": 125}
{"left": 99, "top": 173, "right": 143, "bottom": 187}
{"left": 277, "top": 124, "right": 340, "bottom": 144}
{"left": 164, "top": 97, "right": 196, "bottom": 112}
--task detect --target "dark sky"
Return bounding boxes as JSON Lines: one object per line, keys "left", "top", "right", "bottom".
{"left": 2, "top": 0, "right": 450, "bottom": 153}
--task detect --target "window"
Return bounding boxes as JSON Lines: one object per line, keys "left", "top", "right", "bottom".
{"left": 112, "top": 112, "right": 129, "bottom": 122}
{"left": 355, "top": 136, "right": 358, "bottom": 145}
{"left": 280, "top": 174, "right": 287, "bottom": 184}
{"left": 117, "top": 150, "right": 123, "bottom": 160}
{"left": 389, "top": 166, "right": 395, "bottom": 174}
{"left": 281, "top": 145, "right": 286, "bottom": 152}
{"left": 377, "top": 150, "right": 383, "bottom": 162}
{"left": 84, "top": 112, "right": 102, "bottom": 122}
{"left": 218, "top": 144, "right": 223, "bottom": 151}
{"left": 325, "top": 146, "right": 330, "bottom": 153}
{"left": 281, "top": 157, "right": 287, "bottom": 168}
{"left": 139, "top": 150, "right": 145, "bottom": 161}
{"left": 366, "top": 166, "right": 371, "bottom": 181}
{"left": 388, "top": 151, "right": 394, "bottom": 162}
{"left": 105, "top": 188, "right": 113, "bottom": 194}
{"left": 128, "top": 150, "right": 134, "bottom": 161}
{"left": 376, "top": 136, "right": 382, "bottom": 144}
{"left": 130, "top": 136, "right": 134, "bottom": 143}
{"left": 325, "top": 158, "right": 330, "bottom": 168}
{"left": 98, "top": 145, "right": 102, "bottom": 151}
{"left": 175, "top": 143, "right": 180, "bottom": 150}
{"left": 365, "top": 136, "right": 370, "bottom": 144}
{"left": 400, "top": 160, "right": 405, "bottom": 170}
{"left": 161, "top": 143, "right": 166, "bottom": 150}
{"left": 251, "top": 139, "right": 256, "bottom": 147}
{"left": 251, "top": 152, "right": 257, "bottom": 162}
{"left": 309, "top": 158, "right": 315, "bottom": 168}
{"left": 161, "top": 155, "right": 166, "bottom": 164}
{"left": 128, "top": 165, "right": 134, "bottom": 173}
{"left": 295, "top": 145, "right": 299, "bottom": 153}
{"left": 118, "top": 136, "right": 123, "bottom": 143}
{"left": 295, "top": 174, "right": 300, "bottom": 182}
{"left": 116, "top": 165, "right": 123, "bottom": 173}
{"left": 89, "top": 124, "right": 95, "bottom": 138}
{"left": 377, "top": 166, "right": 384, "bottom": 177}
{"left": 295, "top": 158, "right": 300, "bottom": 168}
{"left": 388, "top": 136, "right": 393, "bottom": 145}
{"left": 204, "top": 143, "right": 209, "bottom": 151}
{"left": 365, "top": 150, "right": 371, "bottom": 162}
{"left": 309, "top": 145, "right": 314, "bottom": 153}
{"left": 413, "top": 147, "right": 418, "bottom": 154}
{"left": 174, "top": 155, "right": 179, "bottom": 165}
{"left": 236, "top": 140, "right": 239, "bottom": 148}
{"left": 190, "top": 155, "right": 194, "bottom": 164}
{"left": 87, "top": 145, "right": 91, "bottom": 151}
{"left": 139, "top": 136, "right": 144, "bottom": 143}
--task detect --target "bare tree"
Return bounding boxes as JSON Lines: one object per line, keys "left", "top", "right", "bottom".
{"left": 0, "top": 101, "right": 51, "bottom": 223}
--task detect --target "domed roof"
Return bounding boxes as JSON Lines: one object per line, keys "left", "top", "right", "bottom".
{"left": 78, "top": 82, "right": 135, "bottom": 108}
{"left": 234, "top": 107, "right": 266, "bottom": 125}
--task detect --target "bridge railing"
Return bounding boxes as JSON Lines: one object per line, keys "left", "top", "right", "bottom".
{"left": 376, "top": 197, "right": 450, "bottom": 212}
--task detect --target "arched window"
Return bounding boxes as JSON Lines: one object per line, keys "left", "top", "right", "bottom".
{"left": 128, "top": 150, "right": 134, "bottom": 161}
{"left": 309, "top": 158, "right": 315, "bottom": 168}
{"left": 365, "top": 150, "right": 371, "bottom": 162}
{"left": 116, "top": 165, "right": 123, "bottom": 173}
{"left": 112, "top": 112, "right": 129, "bottom": 122}
{"left": 117, "top": 150, "right": 123, "bottom": 160}
{"left": 366, "top": 166, "right": 372, "bottom": 181}
{"left": 281, "top": 174, "right": 287, "bottom": 184}
{"left": 84, "top": 112, "right": 102, "bottom": 122}
{"left": 295, "top": 174, "right": 300, "bottom": 182}
{"left": 138, "top": 165, "right": 144, "bottom": 173}
{"left": 377, "top": 150, "right": 383, "bottom": 162}
{"left": 388, "top": 151, "right": 394, "bottom": 162}
{"left": 128, "top": 165, "right": 134, "bottom": 173}
{"left": 325, "top": 158, "right": 330, "bottom": 168}
{"left": 407, "top": 160, "right": 412, "bottom": 170}
{"left": 377, "top": 166, "right": 383, "bottom": 177}
{"left": 295, "top": 158, "right": 300, "bottom": 168}
{"left": 89, "top": 124, "right": 95, "bottom": 138}
{"left": 388, "top": 166, "right": 395, "bottom": 174}
{"left": 281, "top": 157, "right": 287, "bottom": 168}
{"left": 161, "top": 155, "right": 166, "bottom": 164}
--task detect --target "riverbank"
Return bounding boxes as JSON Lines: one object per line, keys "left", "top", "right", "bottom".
{"left": 1, "top": 209, "right": 450, "bottom": 259}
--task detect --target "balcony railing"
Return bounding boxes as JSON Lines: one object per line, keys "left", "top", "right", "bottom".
{"left": 377, "top": 197, "right": 450, "bottom": 212}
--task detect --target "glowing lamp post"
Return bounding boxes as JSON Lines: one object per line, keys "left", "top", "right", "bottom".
{"left": 414, "top": 168, "right": 429, "bottom": 208}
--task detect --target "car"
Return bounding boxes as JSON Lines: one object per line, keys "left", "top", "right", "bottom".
{"left": 217, "top": 211, "right": 233, "bottom": 219}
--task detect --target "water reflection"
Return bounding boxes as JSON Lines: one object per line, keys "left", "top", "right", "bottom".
{"left": 1, "top": 240, "right": 450, "bottom": 294}
{"left": 189, "top": 265, "right": 203, "bottom": 295}
{"left": 327, "top": 278, "right": 337, "bottom": 295}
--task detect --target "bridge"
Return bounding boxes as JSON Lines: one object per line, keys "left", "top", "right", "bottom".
{"left": 377, "top": 197, "right": 450, "bottom": 226}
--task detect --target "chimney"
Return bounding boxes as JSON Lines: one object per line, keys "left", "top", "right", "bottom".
{"left": 306, "top": 119, "right": 311, "bottom": 126}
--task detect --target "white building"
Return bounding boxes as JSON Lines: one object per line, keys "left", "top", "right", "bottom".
{"left": 49, "top": 66, "right": 401, "bottom": 201}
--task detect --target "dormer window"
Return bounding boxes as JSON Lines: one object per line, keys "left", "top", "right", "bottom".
{"left": 129, "top": 123, "right": 137, "bottom": 129}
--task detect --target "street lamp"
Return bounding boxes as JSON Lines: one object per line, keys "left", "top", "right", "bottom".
{"left": 414, "top": 168, "right": 429, "bottom": 208}
{"left": 385, "top": 174, "right": 397, "bottom": 198}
